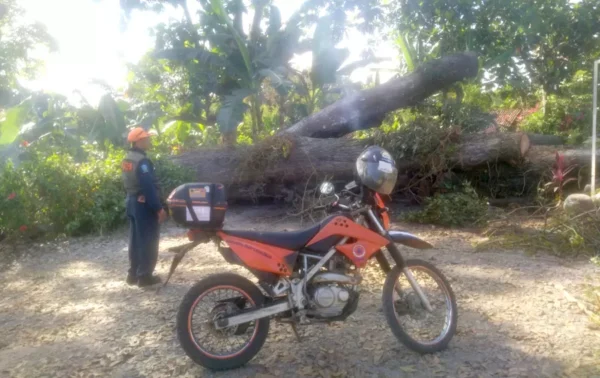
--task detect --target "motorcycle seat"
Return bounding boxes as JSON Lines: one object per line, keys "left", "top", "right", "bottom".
{"left": 223, "top": 219, "right": 328, "bottom": 251}
{"left": 222, "top": 223, "right": 321, "bottom": 251}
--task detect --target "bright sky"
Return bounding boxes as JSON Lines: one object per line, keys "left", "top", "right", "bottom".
{"left": 19, "top": 0, "right": 398, "bottom": 107}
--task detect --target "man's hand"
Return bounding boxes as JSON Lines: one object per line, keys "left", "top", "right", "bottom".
{"left": 158, "top": 209, "right": 168, "bottom": 223}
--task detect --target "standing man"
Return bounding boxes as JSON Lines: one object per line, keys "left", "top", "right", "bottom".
{"left": 122, "top": 127, "right": 167, "bottom": 287}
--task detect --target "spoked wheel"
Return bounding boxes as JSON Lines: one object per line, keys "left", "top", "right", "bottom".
{"left": 382, "top": 259, "right": 457, "bottom": 353}
{"left": 176, "top": 273, "right": 270, "bottom": 370}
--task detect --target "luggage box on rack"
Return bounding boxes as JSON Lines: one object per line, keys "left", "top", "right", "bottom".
{"left": 167, "top": 183, "right": 227, "bottom": 229}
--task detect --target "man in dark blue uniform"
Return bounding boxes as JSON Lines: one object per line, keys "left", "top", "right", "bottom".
{"left": 122, "top": 127, "right": 167, "bottom": 287}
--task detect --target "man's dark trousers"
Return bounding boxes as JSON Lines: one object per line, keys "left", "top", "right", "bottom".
{"left": 126, "top": 195, "right": 159, "bottom": 278}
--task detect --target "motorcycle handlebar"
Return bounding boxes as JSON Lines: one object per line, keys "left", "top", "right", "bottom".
{"left": 313, "top": 199, "right": 354, "bottom": 214}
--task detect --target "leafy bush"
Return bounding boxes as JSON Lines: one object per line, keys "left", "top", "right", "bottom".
{"left": 404, "top": 182, "right": 488, "bottom": 227}
{"left": 520, "top": 70, "right": 592, "bottom": 145}
{"left": 151, "top": 152, "right": 195, "bottom": 199}
{"left": 0, "top": 144, "right": 194, "bottom": 239}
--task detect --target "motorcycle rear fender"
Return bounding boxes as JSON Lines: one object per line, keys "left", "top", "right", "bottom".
{"left": 388, "top": 230, "right": 434, "bottom": 250}
{"left": 217, "top": 231, "right": 297, "bottom": 276}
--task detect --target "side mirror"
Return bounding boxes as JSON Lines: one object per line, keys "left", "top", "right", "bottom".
{"left": 319, "top": 181, "right": 334, "bottom": 195}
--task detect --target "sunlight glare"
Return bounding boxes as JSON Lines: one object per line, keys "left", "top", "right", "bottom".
{"left": 18, "top": 0, "right": 398, "bottom": 104}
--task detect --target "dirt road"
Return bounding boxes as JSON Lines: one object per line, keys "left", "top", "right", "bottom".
{"left": 1, "top": 206, "right": 599, "bottom": 377}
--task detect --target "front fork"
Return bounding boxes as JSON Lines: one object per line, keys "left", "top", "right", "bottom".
{"left": 367, "top": 210, "right": 434, "bottom": 312}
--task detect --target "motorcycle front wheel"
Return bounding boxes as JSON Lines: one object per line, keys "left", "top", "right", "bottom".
{"left": 382, "top": 259, "right": 457, "bottom": 353}
{"left": 176, "top": 273, "right": 270, "bottom": 370}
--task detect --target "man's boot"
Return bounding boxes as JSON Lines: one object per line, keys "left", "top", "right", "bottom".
{"left": 138, "top": 274, "right": 162, "bottom": 287}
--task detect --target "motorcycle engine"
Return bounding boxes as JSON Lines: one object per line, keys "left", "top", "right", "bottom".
{"left": 310, "top": 285, "right": 349, "bottom": 317}
{"left": 304, "top": 259, "right": 360, "bottom": 319}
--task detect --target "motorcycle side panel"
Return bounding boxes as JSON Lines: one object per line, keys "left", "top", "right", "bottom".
{"left": 306, "top": 216, "right": 389, "bottom": 266}
{"left": 217, "top": 231, "right": 296, "bottom": 276}
{"left": 307, "top": 216, "right": 389, "bottom": 246}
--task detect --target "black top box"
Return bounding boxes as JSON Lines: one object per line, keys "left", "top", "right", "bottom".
{"left": 167, "top": 183, "right": 227, "bottom": 229}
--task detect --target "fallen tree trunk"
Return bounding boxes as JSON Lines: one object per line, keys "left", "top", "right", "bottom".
{"left": 526, "top": 145, "right": 599, "bottom": 172}
{"left": 283, "top": 53, "right": 479, "bottom": 138}
{"left": 173, "top": 133, "right": 531, "bottom": 200}
{"left": 526, "top": 133, "right": 565, "bottom": 146}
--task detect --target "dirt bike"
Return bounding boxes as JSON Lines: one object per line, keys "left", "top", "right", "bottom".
{"left": 161, "top": 180, "right": 457, "bottom": 371}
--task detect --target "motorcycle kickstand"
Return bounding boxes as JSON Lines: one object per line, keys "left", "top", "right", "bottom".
{"left": 290, "top": 321, "right": 302, "bottom": 342}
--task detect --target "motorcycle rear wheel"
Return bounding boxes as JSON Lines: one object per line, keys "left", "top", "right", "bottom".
{"left": 382, "top": 259, "right": 457, "bottom": 353}
{"left": 176, "top": 273, "right": 270, "bottom": 370}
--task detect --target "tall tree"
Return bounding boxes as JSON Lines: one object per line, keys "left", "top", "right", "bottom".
{"left": 0, "top": 0, "right": 55, "bottom": 107}
{"left": 388, "top": 0, "right": 600, "bottom": 95}
{"left": 120, "top": 0, "right": 387, "bottom": 144}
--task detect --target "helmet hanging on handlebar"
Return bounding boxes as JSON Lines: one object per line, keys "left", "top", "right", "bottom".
{"left": 355, "top": 146, "right": 398, "bottom": 195}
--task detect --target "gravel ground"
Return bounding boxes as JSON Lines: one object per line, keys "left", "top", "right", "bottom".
{"left": 1, "top": 205, "right": 599, "bottom": 378}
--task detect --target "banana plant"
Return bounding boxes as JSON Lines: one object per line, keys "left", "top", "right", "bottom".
{"left": 0, "top": 92, "right": 129, "bottom": 167}
{"left": 152, "top": 0, "right": 383, "bottom": 141}
{"left": 154, "top": 0, "right": 300, "bottom": 142}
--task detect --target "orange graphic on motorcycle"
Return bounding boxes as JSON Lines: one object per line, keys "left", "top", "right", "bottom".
{"left": 217, "top": 231, "right": 296, "bottom": 276}
{"left": 374, "top": 193, "right": 391, "bottom": 230}
{"left": 307, "top": 216, "right": 389, "bottom": 247}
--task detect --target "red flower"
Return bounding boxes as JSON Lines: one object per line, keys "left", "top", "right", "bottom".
{"left": 21, "top": 140, "right": 29, "bottom": 147}
{"left": 7, "top": 192, "right": 16, "bottom": 200}
{"left": 19, "top": 225, "right": 28, "bottom": 233}
{"left": 552, "top": 152, "right": 576, "bottom": 185}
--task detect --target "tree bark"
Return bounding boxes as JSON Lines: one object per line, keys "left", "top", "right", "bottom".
{"left": 526, "top": 145, "right": 600, "bottom": 172}
{"left": 173, "top": 132, "right": 531, "bottom": 200}
{"left": 527, "top": 133, "right": 565, "bottom": 146}
{"left": 282, "top": 52, "right": 479, "bottom": 138}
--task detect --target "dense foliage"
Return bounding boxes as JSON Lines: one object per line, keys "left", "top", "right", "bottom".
{"left": 1, "top": 0, "right": 599, "bottom": 238}
{"left": 0, "top": 141, "right": 193, "bottom": 238}
{"left": 404, "top": 182, "right": 488, "bottom": 227}
{"left": 0, "top": 0, "right": 55, "bottom": 107}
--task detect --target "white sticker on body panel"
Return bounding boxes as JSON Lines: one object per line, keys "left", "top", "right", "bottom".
{"left": 186, "top": 206, "right": 211, "bottom": 221}
{"left": 378, "top": 161, "right": 393, "bottom": 173}
{"left": 193, "top": 206, "right": 211, "bottom": 221}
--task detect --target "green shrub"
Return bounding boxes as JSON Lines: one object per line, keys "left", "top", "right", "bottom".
{"left": 404, "top": 182, "right": 488, "bottom": 227}
{"left": 151, "top": 152, "right": 195, "bottom": 200}
{"left": 519, "top": 70, "right": 592, "bottom": 145}
{"left": 0, "top": 145, "right": 194, "bottom": 239}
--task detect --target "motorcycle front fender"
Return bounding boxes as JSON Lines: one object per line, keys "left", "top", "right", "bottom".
{"left": 388, "top": 230, "right": 434, "bottom": 250}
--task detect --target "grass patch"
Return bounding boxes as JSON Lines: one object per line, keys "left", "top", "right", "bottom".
{"left": 475, "top": 208, "right": 600, "bottom": 257}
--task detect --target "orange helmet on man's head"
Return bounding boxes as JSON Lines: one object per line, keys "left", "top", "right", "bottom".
{"left": 127, "top": 127, "right": 151, "bottom": 143}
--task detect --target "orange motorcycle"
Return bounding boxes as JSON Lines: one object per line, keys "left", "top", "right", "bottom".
{"left": 162, "top": 146, "right": 457, "bottom": 371}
